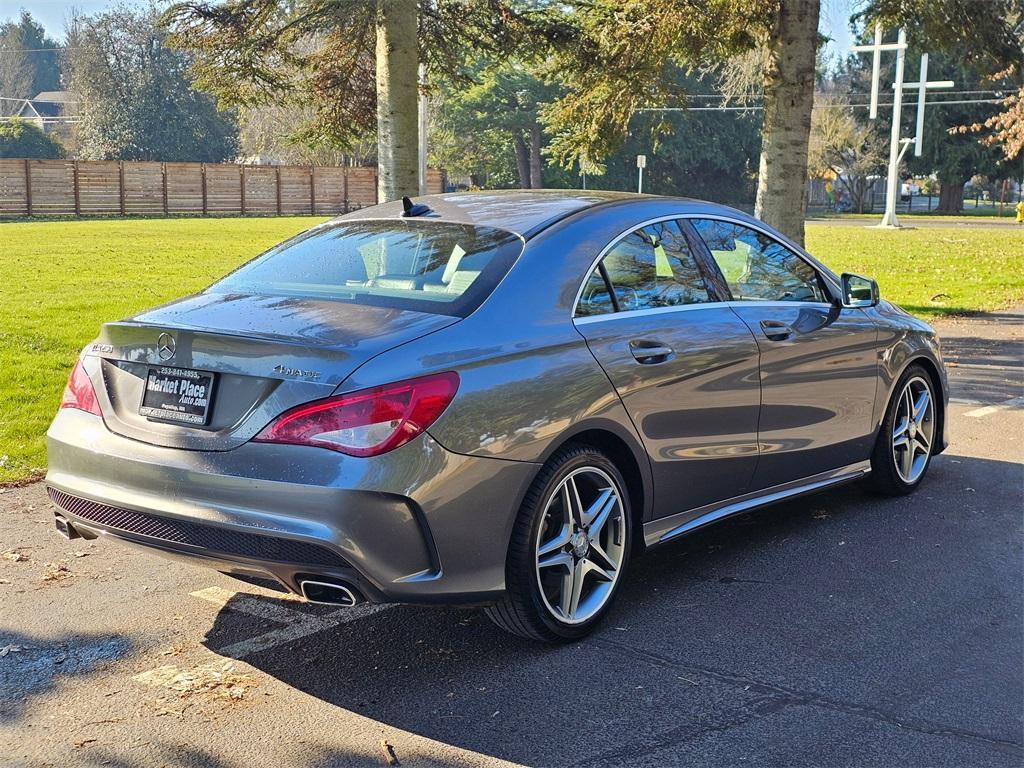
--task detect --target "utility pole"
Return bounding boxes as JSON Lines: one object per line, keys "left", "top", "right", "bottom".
{"left": 852, "top": 25, "right": 953, "bottom": 228}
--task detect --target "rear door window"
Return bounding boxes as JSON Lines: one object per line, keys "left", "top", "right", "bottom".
{"left": 212, "top": 221, "right": 523, "bottom": 317}
{"left": 576, "top": 220, "right": 712, "bottom": 317}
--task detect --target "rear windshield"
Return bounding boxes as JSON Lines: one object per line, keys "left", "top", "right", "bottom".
{"left": 211, "top": 220, "right": 523, "bottom": 317}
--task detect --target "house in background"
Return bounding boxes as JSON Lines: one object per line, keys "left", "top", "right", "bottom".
{"left": 15, "top": 91, "right": 76, "bottom": 148}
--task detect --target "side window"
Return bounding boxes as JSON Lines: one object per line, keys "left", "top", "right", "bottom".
{"left": 576, "top": 269, "right": 615, "bottom": 317}
{"left": 576, "top": 220, "right": 712, "bottom": 317}
{"left": 691, "top": 218, "right": 826, "bottom": 303}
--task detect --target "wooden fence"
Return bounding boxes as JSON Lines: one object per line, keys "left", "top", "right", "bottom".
{"left": 0, "top": 159, "right": 445, "bottom": 218}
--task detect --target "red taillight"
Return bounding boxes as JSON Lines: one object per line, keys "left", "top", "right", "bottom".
{"left": 60, "top": 360, "right": 102, "bottom": 416}
{"left": 253, "top": 372, "right": 459, "bottom": 457}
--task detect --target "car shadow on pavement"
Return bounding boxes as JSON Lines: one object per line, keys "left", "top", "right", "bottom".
{"left": 0, "top": 630, "right": 131, "bottom": 724}
{"left": 201, "top": 454, "right": 1023, "bottom": 767}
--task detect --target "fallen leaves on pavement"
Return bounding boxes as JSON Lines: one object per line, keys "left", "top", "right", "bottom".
{"left": 41, "top": 561, "right": 71, "bottom": 582}
{"left": 133, "top": 661, "right": 259, "bottom": 702}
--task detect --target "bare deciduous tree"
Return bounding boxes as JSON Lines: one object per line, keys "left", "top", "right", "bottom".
{"left": 809, "top": 97, "right": 886, "bottom": 213}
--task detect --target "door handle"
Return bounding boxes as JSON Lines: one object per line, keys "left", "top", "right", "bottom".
{"left": 630, "top": 341, "right": 674, "bottom": 363}
{"left": 759, "top": 319, "right": 794, "bottom": 341}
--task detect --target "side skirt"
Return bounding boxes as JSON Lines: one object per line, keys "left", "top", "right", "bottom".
{"left": 643, "top": 461, "right": 871, "bottom": 548}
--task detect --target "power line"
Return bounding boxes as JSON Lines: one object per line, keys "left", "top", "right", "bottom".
{"left": 843, "top": 98, "right": 1004, "bottom": 108}
{"left": 0, "top": 46, "right": 93, "bottom": 53}
{"left": 840, "top": 89, "right": 1008, "bottom": 98}
{"left": 639, "top": 98, "right": 1003, "bottom": 112}
{"left": 656, "top": 89, "right": 1007, "bottom": 103}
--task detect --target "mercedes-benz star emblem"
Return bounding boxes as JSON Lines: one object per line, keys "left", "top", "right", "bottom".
{"left": 157, "top": 333, "right": 176, "bottom": 361}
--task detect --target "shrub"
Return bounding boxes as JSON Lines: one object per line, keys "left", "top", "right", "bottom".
{"left": 0, "top": 119, "right": 65, "bottom": 159}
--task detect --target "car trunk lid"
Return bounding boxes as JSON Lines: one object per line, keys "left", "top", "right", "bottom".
{"left": 89, "top": 292, "right": 458, "bottom": 451}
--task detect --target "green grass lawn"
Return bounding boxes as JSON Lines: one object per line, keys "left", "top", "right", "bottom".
{"left": 805, "top": 223, "right": 1024, "bottom": 317}
{"left": 1, "top": 217, "right": 327, "bottom": 483}
{"left": 1, "top": 216, "right": 1021, "bottom": 483}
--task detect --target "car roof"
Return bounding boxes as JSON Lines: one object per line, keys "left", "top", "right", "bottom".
{"left": 334, "top": 189, "right": 663, "bottom": 238}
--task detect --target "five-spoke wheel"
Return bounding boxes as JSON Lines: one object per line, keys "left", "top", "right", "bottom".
{"left": 534, "top": 467, "right": 626, "bottom": 624}
{"left": 485, "top": 444, "right": 632, "bottom": 641}
{"left": 891, "top": 376, "right": 935, "bottom": 484}
{"left": 871, "top": 365, "right": 938, "bottom": 495}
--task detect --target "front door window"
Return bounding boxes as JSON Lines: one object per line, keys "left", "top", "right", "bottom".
{"left": 691, "top": 219, "right": 826, "bottom": 303}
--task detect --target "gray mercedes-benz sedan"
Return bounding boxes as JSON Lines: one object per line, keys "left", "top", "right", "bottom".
{"left": 46, "top": 191, "right": 948, "bottom": 641}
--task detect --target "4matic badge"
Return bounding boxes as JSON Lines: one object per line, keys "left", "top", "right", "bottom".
{"left": 273, "top": 364, "right": 321, "bottom": 380}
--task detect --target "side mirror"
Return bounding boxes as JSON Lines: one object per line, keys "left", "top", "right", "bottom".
{"left": 840, "top": 273, "right": 879, "bottom": 308}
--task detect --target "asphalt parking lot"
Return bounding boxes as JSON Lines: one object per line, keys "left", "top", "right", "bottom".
{"left": 1, "top": 309, "right": 1021, "bottom": 768}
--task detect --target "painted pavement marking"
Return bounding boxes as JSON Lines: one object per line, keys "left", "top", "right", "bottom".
{"left": 962, "top": 396, "right": 1024, "bottom": 419}
{"left": 189, "top": 584, "right": 393, "bottom": 659}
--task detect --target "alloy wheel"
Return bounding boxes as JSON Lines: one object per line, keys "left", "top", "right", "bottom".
{"left": 534, "top": 466, "right": 626, "bottom": 624}
{"left": 891, "top": 375, "right": 935, "bottom": 484}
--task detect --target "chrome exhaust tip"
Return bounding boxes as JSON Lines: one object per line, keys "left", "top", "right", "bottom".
{"left": 299, "top": 580, "right": 361, "bottom": 606}
{"left": 54, "top": 514, "right": 81, "bottom": 540}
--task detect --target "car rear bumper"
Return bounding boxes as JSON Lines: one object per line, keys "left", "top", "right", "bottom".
{"left": 45, "top": 408, "right": 538, "bottom": 604}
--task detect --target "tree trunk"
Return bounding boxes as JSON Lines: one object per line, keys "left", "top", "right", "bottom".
{"left": 936, "top": 175, "right": 964, "bottom": 214}
{"left": 848, "top": 175, "right": 868, "bottom": 214}
{"left": 375, "top": 0, "right": 419, "bottom": 202}
{"left": 529, "top": 122, "right": 544, "bottom": 189}
{"left": 513, "top": 131, "right": 531, "bottom": 189}
{"left": 754, "top": 0, "right": 820, "bottom": 246}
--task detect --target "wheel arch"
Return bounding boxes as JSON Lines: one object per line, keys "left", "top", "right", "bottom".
{"left": 537, "top": 422, "right": 653, "bottom": 555}
{"left": 908, "top": 355, "right": 947, "bottom": 455}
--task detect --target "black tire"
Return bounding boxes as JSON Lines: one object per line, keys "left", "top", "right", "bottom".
{"left": 869, "top": 363, "right": 937, "bottom": 496}
{"left": 484, "top": 444, "right": 632, "bottom": 642}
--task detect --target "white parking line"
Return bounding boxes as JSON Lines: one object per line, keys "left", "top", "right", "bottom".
{"left": 218, "top": 603, "right": 391, "bottom": 659}
{"left": 962, "top": 396, "right": 1024, "bottom": 418}
{"left": 189, "top": 584, "right": 392, "bottom": 659}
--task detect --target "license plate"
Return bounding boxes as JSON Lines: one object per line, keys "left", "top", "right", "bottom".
{"left": 140, "top": 366, "right": 216, "bottom": 425}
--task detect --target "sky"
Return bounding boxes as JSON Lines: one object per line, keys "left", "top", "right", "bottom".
{"left": 824, "top": 0, "right": 857, "bottom": 61}
{"left": 2, "top": 0, "right": 857, "bottom": 56}
{"left": 0, "top": 0, "right": 136, "bottom": 38}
